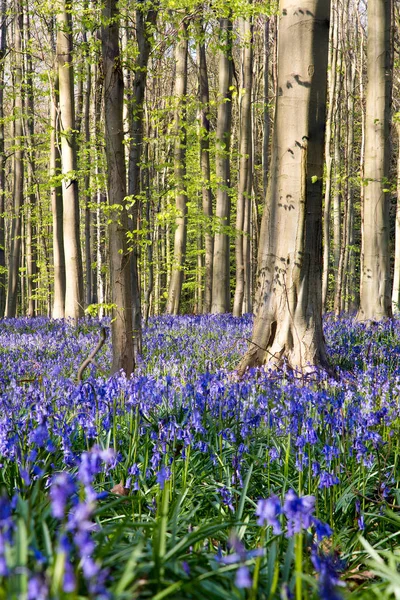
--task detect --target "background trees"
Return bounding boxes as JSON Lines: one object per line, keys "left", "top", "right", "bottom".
{"left": 0, "top": 0, "right": 398, "bottom": 361}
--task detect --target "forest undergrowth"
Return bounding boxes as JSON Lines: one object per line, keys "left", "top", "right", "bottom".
{"left": 0, "top": 314, "right": 399, "bottom": 599}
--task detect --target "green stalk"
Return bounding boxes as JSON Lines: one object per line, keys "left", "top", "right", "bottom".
{"left": 295, "top": 532, "right": 303, "bottom": 600}
{"left": 251, "top": 527, "right": 266, "bottom": 600}
{"left": 155, "top": 479, "right": 170, "bottom": 587}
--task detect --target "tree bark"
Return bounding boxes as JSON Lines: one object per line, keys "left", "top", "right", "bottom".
{"left": 128, "top": 5, "right": 157, "bottom": 348}
{"left": 57, "top": 0, "right": 84, "bottom": 320}
{"left": 49, "top": 11, "right": 66, "bottom": 319}
{"left": 392, "top": 122, "right": 400, "bottom": 312}
{"left": 263, "top": 18, "right": 270, "bottom": 200}
{"left": 102, "top": 0, "right": 135, "bottom": 375}
{"left": 197, "top": 17, "right": 214, "bottom": 314}
{"left": 166, "top": 20, "right": 189, "bottom": 315}
{"left": 357, "top": 0, "right": 392, "bottom": 321}
{"left": 6, "top": 0, "right": 24, "bottom": 318}
{"left": 233, "top": 16, "right": 253, "bottom": 317}
{"left": 238, "top": 0, "right": 331, "bottom": 376}
{"left": 0, "top": 0, "right": 7, "bottom": 318}
{"left": 322, "top": 0, "right": 339, "bottom": 309}
{"left": 24, "top": 7, "right": 37, "bottom": 317}
{"left": 211, "top": 16, "right": 233, "bottom": 314}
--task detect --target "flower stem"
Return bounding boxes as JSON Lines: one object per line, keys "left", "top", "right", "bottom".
{"left": 295, "top": 532, "right": 303, "bottom": 600}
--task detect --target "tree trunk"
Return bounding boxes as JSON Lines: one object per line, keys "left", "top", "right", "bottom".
{"left": 166, "top": 20, "right": 189, "bottom": 315}
{"left": 211, "top": 16, "right": 233, "bottom": 314}
{"left": 82, "top": 23, "right": 94, "bottom": 308}
{"left": 197, "top": 17, "right": 214, "bottom": 314}
{"left": 6, "top": 0, "right": 24, "bottom": 318}
{"left": 233, "top": 16, "right": 253, "bottom": 317}
{"left": 57, "top": 1, "right": 84, "bottom": 320}
{"left": 128, "top": 6, "right": 157, "bottom": 349}
{"left": 24, "top": 7, "right": 37, "bottom": 317}
{"left": 357, "top": 0, "right": 392, "bottom": 321}
{"left": 343, "top": 51, "right": 356, "bottom": 313}
{"left": 102, "top": 0, "right": 135, "bottom": 376}
{"left": 142, "top": 134, "right": 153, "bottom": 326}
{"left": 392, "top": 122, "right": 400, "bottom": 312}
{"left": 263, "top": 18, "right": 270, "bottom": 199}
{"left": 238, "top": 0, "right": 331, "bottom": 376}
{"left": 322, "top": 0, "right": 339, "bottom": 309}
{"left": 0, "top": 0, "right": 7, "bottom": 318}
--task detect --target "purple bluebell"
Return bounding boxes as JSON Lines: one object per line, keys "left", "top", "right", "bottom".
{"left": 319, "top": 471, "right": 340, "bottom": 489}
{"left": 283, "top": 489, "right": 315, "bottom": 536}
{"left": 50, "top": 472, "right": 76, "bottom": 519}
{"left": 255, "top": 495, "right": 282, "bottom": 534}
{"left": 311, "top": 545, "right": 345, "bottom": 600}
{"left": 235, "top": 565, "right": 252, "bottom": 588}
{"left": 312, "top": 518, "right": 333, "bottom": 542}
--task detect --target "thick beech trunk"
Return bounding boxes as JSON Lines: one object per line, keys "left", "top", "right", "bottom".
{"left": 238, "top": 0, "right": 331, "bottom": 376}
{"left": 57, "top": 1, "right": 84, "bottom": 320}
{"left": 357, "top": 0, "right": 392, "bottom": 321}
{"left": 211, "top": 16, "right": 233, "bottom": 314}
{"left": 166, "top": 21, "right": 189, "bottom": 315}
{"left": 102, "top": 0, "right": 135, "bottom": 375}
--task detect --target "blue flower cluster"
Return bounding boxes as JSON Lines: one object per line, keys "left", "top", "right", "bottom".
{"left": 0, "top": 313, "right": 397, "bottom": 596}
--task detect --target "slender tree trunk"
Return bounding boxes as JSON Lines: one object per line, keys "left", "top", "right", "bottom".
{"left": 238, "top": 0, "right": 331, "bottom": 376}
{"left": 166, "top": 20, "right": 189, "bottom": 315}
{"left": 343, "top": 52, "right": 356, "bottom": 313}
{"left": 211, "top": 16, "right": 233, "bottom": 314}
{"left": 83, "top": 32, "right": 93, "bottom": 308}
{"left": 57, "top": 1, "right": 84, "bottom": 320}
{"left": 332, "top": 107, "right": 341, "bottom": 274}
{"left": 6, "top": 1, "right": 24, "bottom": 318}
{"left": 392, "top": 122, "right": 400, "bottom": 312}
{"left": 197, "top": 17, "right": 214, "bottom": 314}
{"left": 24, "top": 7, "right": 37, "bottom": 317}
{"left": 233, "top": 16, "right": 253, "bottom": 317}
{"left": 263, "top": 18, "right": 270, "bottom": 199}
{"left": 322, "top": 0, "right": 339, "bottom": 309}
{"left": 142, "top": 134, "right": 153, "bottom": 326}
{"left": 128, "top": 6, "right": 157, "bottom": 349}
{"left": 357, "top": 0, "right": 392, "bottom": 321}
{"left": 50, "top": 74, "right": 66, "bottom": 319}
{"left": 93, "top": 58, "right": 104, "bottom": 308}
{"left": 0, "top": 0, "right": 7, "bottom": 317}
{"left": 102, "top": 0, "right": 135, "bottom": 375}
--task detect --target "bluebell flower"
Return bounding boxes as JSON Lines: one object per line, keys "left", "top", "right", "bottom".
{"left": 255, "top": 495, "right": 281, "bottom": 534}
{"left": 319, "top": 471, "right": 340, "bottom": 489}
{"left": 27, "top": 574, "right": 48, "bottom": 600}
{"left": 312, "top": 518, "right": 333, "bottom": 542}
{"left": 219, "top": 487, "right": 234, "bottom": 512}
{"left": 283, "top": 489, "right": 315, "bottom": 536}
{"left": 311, "top": 545, "right": 345, "bottom": 600}
{"left": 235, "top": 565, "right": 252, "bottom": 588}
{"left": 50, "top": 472, "right": 76, "bottom": 519}
{"left": 182, "top": 560, "right": 190, "bottom": 576}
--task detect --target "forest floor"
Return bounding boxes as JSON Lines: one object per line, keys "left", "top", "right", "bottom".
{"left": 0, "top": 313, "right": 398, "bottom": 599}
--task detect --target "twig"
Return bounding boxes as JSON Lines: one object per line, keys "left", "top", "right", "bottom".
{"left": 77, "top": 328, "right": 107, "bottom": 383}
